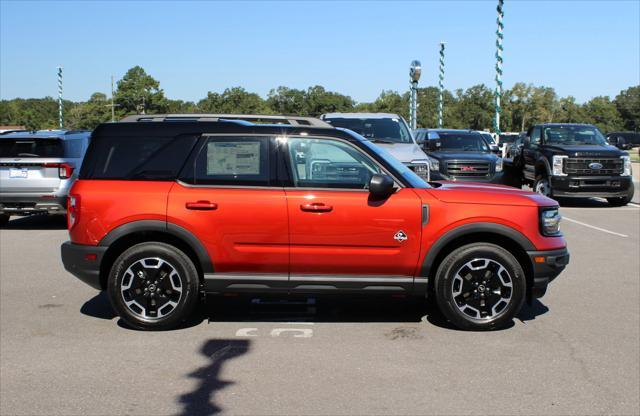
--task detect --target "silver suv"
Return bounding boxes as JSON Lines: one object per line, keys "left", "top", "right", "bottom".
{"left": 0, "top": 130, "right": 91, "bottom": 225}
{"left": 320, "top": 113, "right": 430, "bottom": 180}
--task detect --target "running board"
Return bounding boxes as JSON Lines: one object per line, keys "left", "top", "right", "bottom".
{"left": 203, "top": 273, "right": 426, "bottom": 295}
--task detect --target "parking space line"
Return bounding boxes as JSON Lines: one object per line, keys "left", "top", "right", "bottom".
{"left": 563, "top": 216, "right": 628, "bottom": 238}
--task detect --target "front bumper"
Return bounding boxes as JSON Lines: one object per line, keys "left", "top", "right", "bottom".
{"left": 0, "top": 195, "right": 67, "bottom": 215}
{"left": 550, "top": 175, "right": 633, "bottom": 198}
{"left": 430, "top": 170, "right": 506, "bottom": 184}
{"left": 527, "top": 247, "right": 570, "bottom": 299}
{"left": 61, "top": 241, "right": 108, "bottom": 290}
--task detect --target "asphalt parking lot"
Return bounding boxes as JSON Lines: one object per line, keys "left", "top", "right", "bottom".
{"left": 1, "top": 180, "right": 639, "bottom": 415}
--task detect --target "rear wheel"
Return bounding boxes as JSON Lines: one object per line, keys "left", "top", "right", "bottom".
{"left": 107, "top": 242, "right": 200, "bottom": 330}
{"left": 0, "top": 214, "right": 9, "bottom": 227}
{"left": 434, "top": 243, "right": 526, "bottom": 331}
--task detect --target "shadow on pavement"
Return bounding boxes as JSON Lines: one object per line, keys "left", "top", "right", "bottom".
{"left": 177, "top": 339, "right": 250, "bottom": 416}
{"left": 80, "top": 292, "right": 549, "bottom": 330}
{"left": 556, "top": 197, "right": 612, "bottom": 208}
{"left": 1, "top": 214, "right": 67, "bottom": 230}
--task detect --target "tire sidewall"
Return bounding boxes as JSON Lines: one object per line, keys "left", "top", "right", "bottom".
{"left": 534, "top": 174, "right": 553, "bottom": 198}
{"left": 435, "top": 243, "right": 526, "bottom": 330}
{"left": 107, "top": 242, "right": 199, "bottom": 331}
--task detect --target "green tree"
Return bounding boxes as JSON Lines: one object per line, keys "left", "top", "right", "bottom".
{"left": 266, "top": 86, "right": 306, "bottom": 115}
{"left": 614, "top": 86, "right": 640, "bottom": 131}
{"left": 556, "top": 96, "right": 583, "bottom": 124}
{"left": 66, "top": 93, "right": 112, "bottom": 130}
{"left": 581, "top": 96, "right": 623, "bottom": 133}
{"left": 115, "top": 66, "right": 167, "bottom": 115}
{"left": 197, "top": 87, "right": 270, "bottom": 114}
{"left": 452, "top": 85, "right": 494, "bottom": 130}
{"left": 303, "top": 86, "right": 354, "bottom": 116}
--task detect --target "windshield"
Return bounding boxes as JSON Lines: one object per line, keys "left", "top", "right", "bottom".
{"left": 0, "top": 138, "right": 63, "bottom": 158}
{"left": 435, "top": 133, "right": 489, "bottom": 152}
{"left": 543, "top": 126, "right": 607, "bottom": 146}
{"left": 480, "top": 133, "right": 495, "bottom": 144}
{"left": 499, "top": 134, "right": 518, "bottom": 144}
{"left": 324, "top": 117, "right": 413, "bottom": 144}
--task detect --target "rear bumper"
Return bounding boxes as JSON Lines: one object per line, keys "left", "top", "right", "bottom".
{"left": 550, "top": 175, "right": 633, "bottom": 198}
{"left": 61, "top": 241, "right": 107, "bottom": 290}
{"left": 0, "top": 195, "right": 67, "bottom": 215}
{"left": 527, "top": 247, "right": 570, "bottom": 299}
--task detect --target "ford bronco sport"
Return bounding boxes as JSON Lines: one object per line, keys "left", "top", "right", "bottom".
{"left": 61, "top": 114, "right": 569, "bottom": 331}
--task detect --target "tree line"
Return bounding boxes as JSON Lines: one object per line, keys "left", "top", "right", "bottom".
{"left": 1, "top": 66, "right": 638, "bottom": 134}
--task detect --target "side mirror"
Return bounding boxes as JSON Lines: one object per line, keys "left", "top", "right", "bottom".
{"left": 428, "top": 139, "right": 441, "bottom": 151}
{"left": 369, "top": 174, "right": 395, "bottom": 198}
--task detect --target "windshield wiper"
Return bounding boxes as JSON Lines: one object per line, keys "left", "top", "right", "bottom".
{"left": 369, "top": 138, "right": 396, "bottom": 144}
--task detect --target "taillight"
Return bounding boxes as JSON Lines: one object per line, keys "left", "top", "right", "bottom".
{"left": 44, "top": 163, "right": 74, "bottom": 179}
{"left": 68, "top": 194, "right": 79, "bottom": 229}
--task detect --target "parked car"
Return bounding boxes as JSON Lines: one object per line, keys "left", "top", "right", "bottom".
{"left": 321, "top": 113, "right": 430, "bottom": 180}
{"left": 476, "top": 131, "right": 501, "bottom": 154}
{"left": 0, "top": 130, "right": 91, "bottom": 226}
{"left": 498, "top": 132, "right": 520, "bottom": 157}
{"left": 520, "top": 123, "right": 634, "bottom": 206}
{"left": 61, "top": 114, "right": 569, "bottom": 331}
{"left": 504, "top": 132, "right": 526, "bottom": 169}
{"left": 421, "top": 129, "right": 506, "bottom": 184}
{"left": 606, "top": 131, "right": 640, "bottom": 150}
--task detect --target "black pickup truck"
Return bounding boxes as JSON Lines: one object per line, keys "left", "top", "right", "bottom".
{"left": 520, "top": 123, "right": 634, "bottom": 206}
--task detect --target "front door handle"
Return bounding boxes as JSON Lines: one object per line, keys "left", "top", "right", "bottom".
{"left": 186, "top": 200, "right": 218, "bottom": 210}
{"left": 300, "top": 202, "right": 333, "bottom": 212}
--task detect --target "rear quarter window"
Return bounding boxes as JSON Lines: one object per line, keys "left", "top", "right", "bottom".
{"left": 80, "top": 134, "right": 199, "bottom": 180}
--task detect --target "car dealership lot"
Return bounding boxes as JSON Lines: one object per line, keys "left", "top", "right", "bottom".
{"left": 1, "top": 191, "right": 639, "bottom": 415}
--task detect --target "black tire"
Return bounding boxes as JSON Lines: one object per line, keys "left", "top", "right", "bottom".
{"left": 434, "top": 243, "right": 526, "bottom": 331}
{"left": 607, "top": 196, "right": 632, "bottom": 207}
{"left": 107, "top": 242, "right": 200, "bottom": 330}
{"left": 0, "top": 214, "right": 9, "bottom": 227}
{"left": 534, "top": 173, "right": 553, "bottom": 198}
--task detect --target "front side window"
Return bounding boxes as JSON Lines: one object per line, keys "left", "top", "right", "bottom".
{"left": 185, "top": 136, "right": 272, "bottom": 186}
{"left": 286, "top": 137, "right": 382, "bottom": 189}
{"left": 543, "top": 125, "right": 607, "bottom": 146}
{"left": 323, "top": 117, "right": 413, "bottom": 144}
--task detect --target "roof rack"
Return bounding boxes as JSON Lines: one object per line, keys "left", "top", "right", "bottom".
{"left": 120, "top": 114, "right": 332, "bottom": 128}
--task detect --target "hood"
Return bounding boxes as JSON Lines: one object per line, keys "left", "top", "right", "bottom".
{"left": 545, "top": 144, "right": 624, "bottom": 157}
{"left": 374, "top": 143, "right": 429, "bottom": 163}
{"left": 428, "top": 151, "right": 498, "bottom": 162}
{"left": 424, "top": 181, "right": 555, "bottom": 207}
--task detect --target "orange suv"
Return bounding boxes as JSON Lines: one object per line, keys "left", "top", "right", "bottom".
{"left": 61, "top": 114, "right": 569, "bottom": 330}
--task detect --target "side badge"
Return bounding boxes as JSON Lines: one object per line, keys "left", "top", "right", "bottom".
{"left": 394, "top": 230, "right": 408, "bottom": 242}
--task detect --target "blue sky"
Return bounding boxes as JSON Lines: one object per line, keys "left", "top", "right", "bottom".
{"left": 1, "top": 1, "right": 638, "bottom": 103}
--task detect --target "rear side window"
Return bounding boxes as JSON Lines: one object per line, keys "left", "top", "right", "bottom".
{"left": 180, "top": 136, "right": 273, "bottom": 186}
{"left": 80, "top": 135, "right": 198, "bottom": 180}
{"left": 0, "top": 138, "right": 63, "bottom": 158}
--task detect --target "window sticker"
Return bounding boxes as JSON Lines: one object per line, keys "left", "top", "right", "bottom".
{"left": 207, "top": 142, "right": 261, "bottom": 175}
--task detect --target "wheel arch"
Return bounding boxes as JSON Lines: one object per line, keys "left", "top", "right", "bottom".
{"left": 98, "top": 220, "right": 213, "bottom": 290}
{"left": 421, "top": 223, "right": 535, "bottom": 299}
{"left": 535, "top": 157, "right": 551, "bottom": 177}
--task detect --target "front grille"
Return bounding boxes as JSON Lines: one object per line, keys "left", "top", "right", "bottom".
{"left": 446, "top": 160, "right": 491, "bottom": 177}
{"left": 564, "top": 158, "right": 622, "bottom": 176}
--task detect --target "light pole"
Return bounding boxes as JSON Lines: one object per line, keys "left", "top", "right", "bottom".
{"left": 494, "top": 0, "right": 504, "bottom": 135}
{"left": 57, "top": 66, "right": 63, "bottom": 129}
{"left": 409, "top": 60, "right": 421, "bottom": 130}
{"left": 438, "top": 42, "right": 445, "bottom": 129}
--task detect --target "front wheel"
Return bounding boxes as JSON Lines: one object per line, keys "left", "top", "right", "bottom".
{"left": 534, "top": 174, "right": 553, "bottom": 198}
{"left": 107, "top": 242, "right": 200, "bottom": 330}
{"left": 607, "top": 195, "right": 633, "bottom": 207}
{"left": 434, "top": 243, "right": 526, "bottom": 331}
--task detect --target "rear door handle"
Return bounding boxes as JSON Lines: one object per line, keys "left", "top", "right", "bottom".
{"left": 186, "top": 200, "right": 218, "bottom": 210}
{"left": 300, "top": 202, "right": 333, "bottom": 212}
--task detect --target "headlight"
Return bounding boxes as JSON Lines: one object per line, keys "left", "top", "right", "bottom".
{"left": 621, "top": 155, "right": 631, "bottom": 176}
{"left": 540, "top": 207, "right": 562, "bottom": 236}
{"left": 409, "top": 160, "right": 429, "bottom": 179}
{"left": 495, "top": 157, "right": 503, "bottom": 172}
{"left": 552, "top": 155, "right": 567, "bottom": 176}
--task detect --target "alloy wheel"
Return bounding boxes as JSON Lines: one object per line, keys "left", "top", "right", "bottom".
{"left": 451, "top": 258, "right": 513, "bottom": 320}
{"left": 535, "top": 178, "right": 551, "bottom": 196}
{"left": 120, "top": 257, "right": 183, "bottom": 320}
